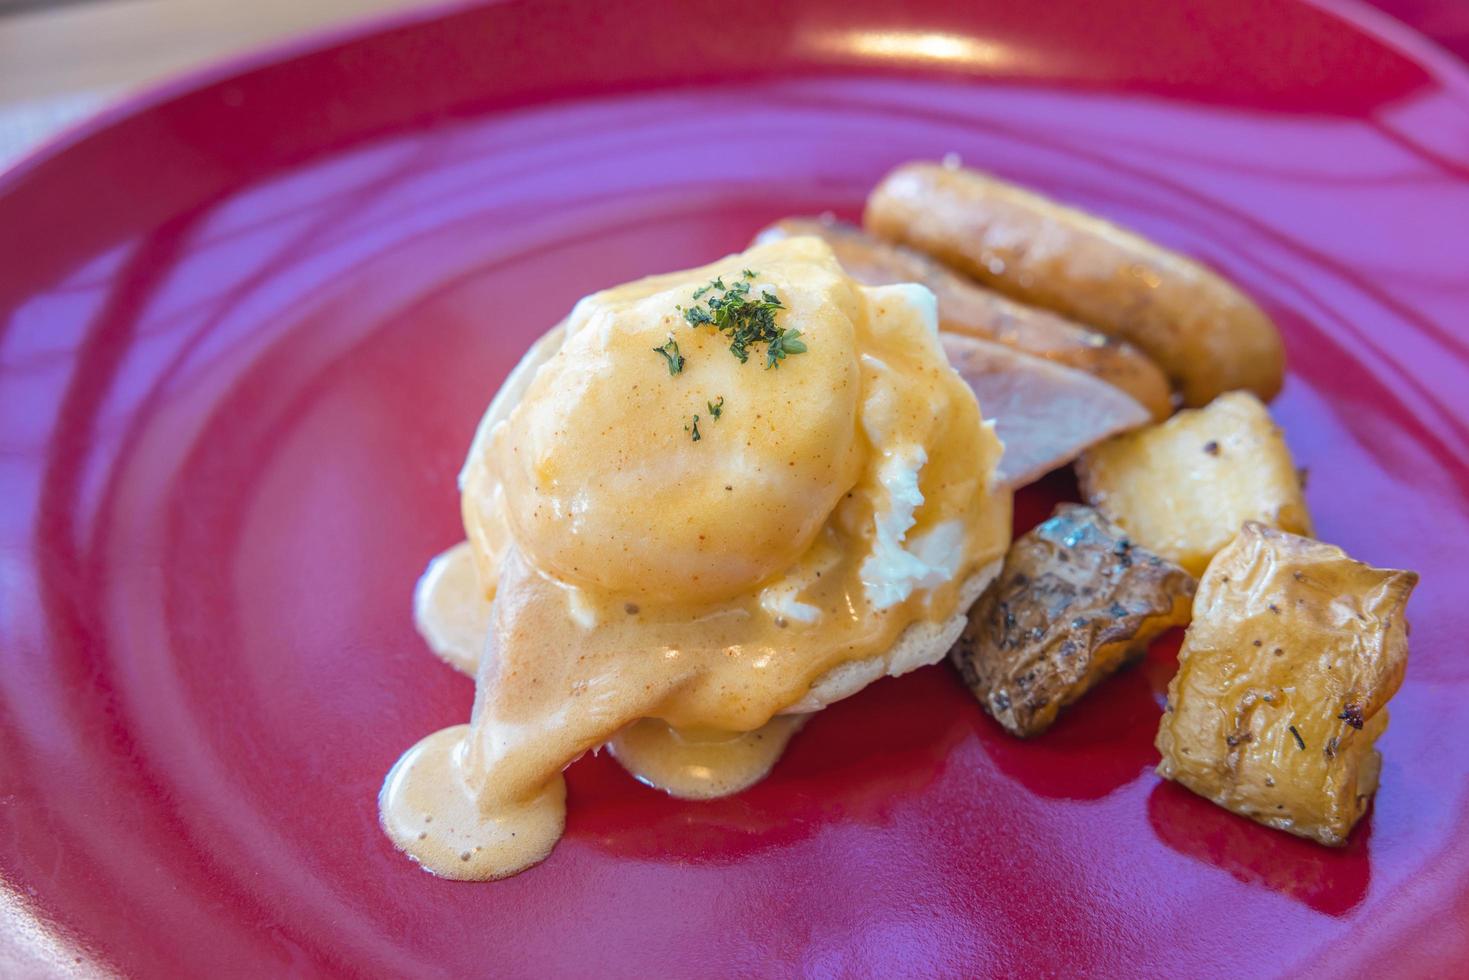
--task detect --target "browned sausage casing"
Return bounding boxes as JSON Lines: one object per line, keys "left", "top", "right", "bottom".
{"left": 756, "top": 218, "right": 1172, "bottom": 420}
{"left": 863, "top": 162, "right": 1286, "bottom": 406}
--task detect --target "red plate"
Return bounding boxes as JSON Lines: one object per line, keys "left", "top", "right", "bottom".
{"left": 3, "top": 0, "right": 1469, "bottom": 975}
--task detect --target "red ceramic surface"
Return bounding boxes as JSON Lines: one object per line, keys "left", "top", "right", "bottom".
{"left": 3, "top": 0, "right": 1469, "bottom": 975}
{"left": 1369, "top": 0, "right": 1469, "bottom": 61}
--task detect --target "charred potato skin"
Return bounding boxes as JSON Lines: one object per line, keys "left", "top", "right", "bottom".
{"left": 1076, "top": 391, "right": 1312, "bottom": 577}
{"left": 755, "top": 218, "right": 1173, "bottom": 420}
{"left": 1156, "top": 523, "right": 1418, "bottom": 846}
{"left": 952, "top": 504, "right": 1195, "bottom": 737}
{"left": 862, "top": 162, "right": 1285, "bottom": 406}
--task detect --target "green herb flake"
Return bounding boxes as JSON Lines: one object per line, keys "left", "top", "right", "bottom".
{"left": 653, "top": 335, "right": 685, "bottom": 376}
{"left": 680, "top": 275, "right": 805, "bottom": 369}
{"left": 685, "top": 414, "right": 702, "bottom": 442}
{"left": 707, "top": 396, "right": 724, "bottom": 420}
{"left": 765, "top": 328, "right": 806, "bottom": 369}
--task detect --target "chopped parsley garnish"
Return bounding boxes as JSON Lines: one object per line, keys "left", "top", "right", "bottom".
{"left": 691, "top": 277, "right": 723, "bottom": 302}
{"left": 680, "top": 273, "right": 805, "bottom": 369}
{"left": 707, "top": 396, "right": 724, "bottom": 420}
{"left": 685, "top": 414, "right": 701, "bottom": 441}
{"left": 653, "top": 335, "right": 684, "bottom": 375}
{"left": 765, "top": 328, "right": 807, "bottom": 369}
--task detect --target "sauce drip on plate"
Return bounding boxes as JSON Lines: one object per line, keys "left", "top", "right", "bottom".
{"left": 608, "top": 716, "right": 809, "bottom": 800}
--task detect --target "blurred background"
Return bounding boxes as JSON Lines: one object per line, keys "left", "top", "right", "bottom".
{"left": 1, "top": 0, "right": 1467, "bottom": 170}
{"left": 0, "top": 0, "right": 447, "bottom": 166}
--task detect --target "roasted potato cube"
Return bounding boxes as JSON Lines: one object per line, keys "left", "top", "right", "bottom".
{"left": 951, "top": 504, "right": 1195, "bottom": 737}
{"left": 1156, "top": 523, "right": 1418, "bottom": 846}
{"left": 1077, "top": 391, "right": 1311, "bottom": 576}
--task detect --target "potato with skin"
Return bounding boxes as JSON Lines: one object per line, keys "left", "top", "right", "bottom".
{"left": 1076, "top": 391, "right": 1311, "bottom": 577}
{"left": 756, "top": 217, "right": 1173, "bottom": 419}
{"left": 863, "top": 162, "right": 1285, "bottom": 406}
{"left": 1156, "top": 523, "right": 1417, "bottom": 846}
{"left": 951, "top": 504, "right": 1195, "bottom": 738}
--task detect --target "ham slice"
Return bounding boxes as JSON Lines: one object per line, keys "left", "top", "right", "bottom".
{"left": 942, "top": 332, "right": 1149, "bottom": 487}
{"left": 755, "top": 218, "right": 1173, "bottom": 420}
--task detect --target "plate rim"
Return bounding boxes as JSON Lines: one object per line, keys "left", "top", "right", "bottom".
{"left": 2, "top": 0, "right": 1469, "bottom": 200}
{"left": 3, "top": 0, "right": 1468, "bottom": 974}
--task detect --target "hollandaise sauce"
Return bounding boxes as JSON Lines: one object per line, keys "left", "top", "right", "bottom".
{"left": 608, "top": 716, "right": 809, "bottom": 800}
{"left": 381, "top": 237, "right": 1010, "bottom": 879}
{"left": 411, "top": 542, "right": 489, "bottom": 676}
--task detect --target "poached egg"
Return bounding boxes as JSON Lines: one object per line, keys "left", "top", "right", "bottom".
{"left": 382, "top": 237, "right": 1011, "bottom": 879}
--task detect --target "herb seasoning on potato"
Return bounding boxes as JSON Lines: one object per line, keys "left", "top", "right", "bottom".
{"left": 1077, "top": 391, "right": 1312, "bottom": 576}
{"left": 1156, "top": 522, "right": 1417, "bottom": 846}
{"left": 951, "top": 504, "right": 1195, "bottom": 737}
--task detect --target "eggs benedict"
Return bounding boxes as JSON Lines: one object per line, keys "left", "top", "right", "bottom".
{"left": 381, "top": 237, "right": 1012, "bottom": 879}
